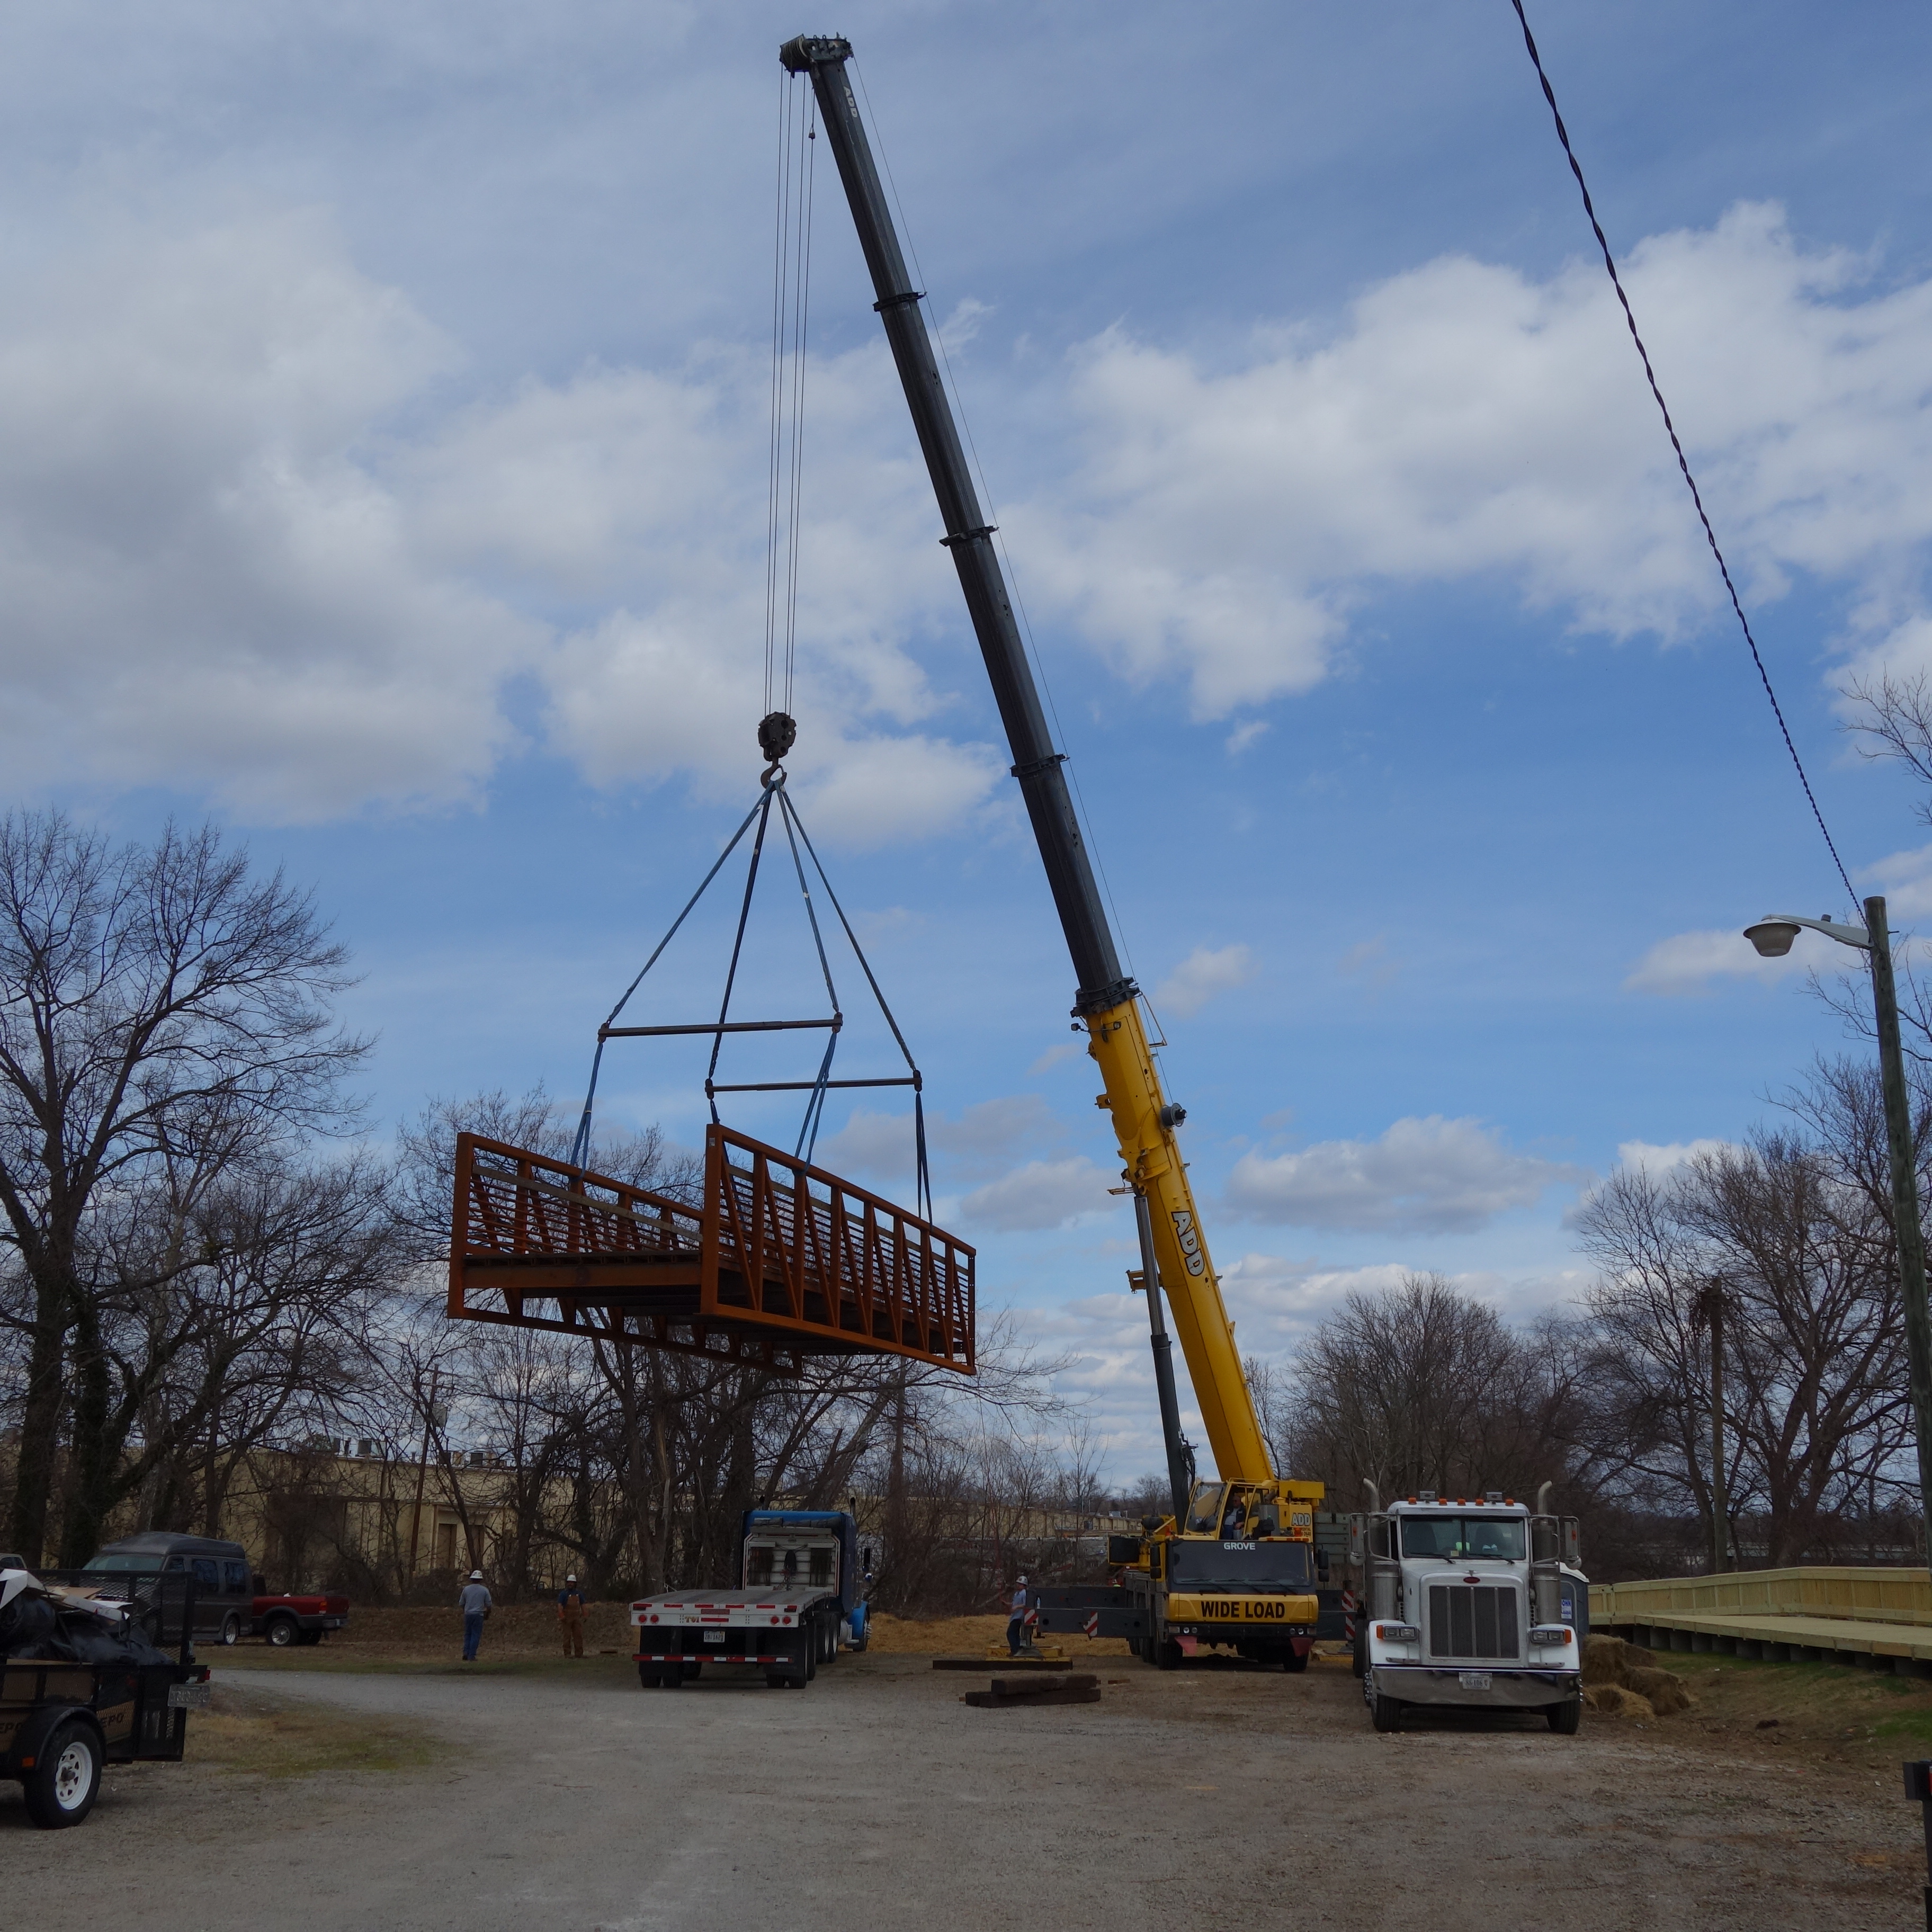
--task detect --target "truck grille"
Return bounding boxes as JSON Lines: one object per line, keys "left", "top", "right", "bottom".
{"left": 1427, "top": 1584, "right": 1520, "bottom": 1660}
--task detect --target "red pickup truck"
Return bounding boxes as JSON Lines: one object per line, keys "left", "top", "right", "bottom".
{"left": 252, "top": 1590, "right": 350, "bottom": 1648}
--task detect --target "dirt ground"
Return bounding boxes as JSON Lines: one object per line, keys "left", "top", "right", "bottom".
{"left": 7, "top": 1635, "right": 1929, "bottom": 1929}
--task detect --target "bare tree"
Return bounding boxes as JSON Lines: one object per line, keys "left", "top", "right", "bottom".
{"left": 1575, "top": 1092, "right": 1915, "bottom": 1568}
{"left": 0, "top": 813, "right": 368, "bottom": 1562}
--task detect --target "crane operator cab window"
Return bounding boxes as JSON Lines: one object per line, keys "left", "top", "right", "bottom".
{"left": 1399, "top": 1515, "right": 1527, "bottom": 1562}
{"left": 1186, "top": 1484, "right": 1225, "bottom": 1535}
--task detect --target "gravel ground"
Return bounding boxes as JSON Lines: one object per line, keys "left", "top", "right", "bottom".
{"left": 5, "top": 1652, "right": 1922, "bottom": 1930}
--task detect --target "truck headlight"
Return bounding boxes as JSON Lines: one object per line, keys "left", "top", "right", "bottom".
{"left": 1374, "top": 1623, "right": 1419, "bottom": 1643}
{"left": 1529, "top": 1625, "right": 1574, "bottom": 1647}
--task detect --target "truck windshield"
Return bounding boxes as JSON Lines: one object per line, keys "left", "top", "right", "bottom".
{"left": 1399, "top": 1516, "right": 1526, "bottom": 1562}
{"left": 83, "top": 1553, "right": 162, "bottom": 1572}
{"left": 1185, "top": 1484, "right": 1224, "bottom": 1534}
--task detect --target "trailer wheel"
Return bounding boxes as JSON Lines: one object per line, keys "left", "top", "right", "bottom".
{"left": 23, "top": 1716, "right": 103, "bottom": 1828}
{"left": 1546, "top": 1697, "right": 1581, "bottom": 1736}
{"left": 765, "top": 1671, "right": 802, "bottom": 1689}
{"left": 1370, "top": 1694, "right": 1403, "bottom": 1734}
{"left": 637, "top": 1664, "right": 662, "bottom": 1688}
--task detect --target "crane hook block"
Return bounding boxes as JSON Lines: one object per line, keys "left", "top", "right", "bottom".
{"left": 758, "top": 711, "right": 797, "bottom": 765}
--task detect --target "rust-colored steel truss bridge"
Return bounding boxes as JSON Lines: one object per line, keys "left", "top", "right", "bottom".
{"left": 448, "top": 1126, "right": 975, "bottom": 1374}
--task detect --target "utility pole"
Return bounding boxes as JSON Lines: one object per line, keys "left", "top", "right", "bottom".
{"left": 1745, "top": 894, "right": 1932, "bottom": 1570}
{"left": 1701, "top": 1279, "right": 1728, "bottom": 1575}
{"left": 1867, "top": 896, "right": 1932, "bottom": 1573}
{"left": 406, "top": 1367, "right": 439, "bottom": 1588}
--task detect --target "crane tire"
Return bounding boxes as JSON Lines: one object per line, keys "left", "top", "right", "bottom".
{"left": 1281, "top": 1647, "right": 1310, "bottom": 1674}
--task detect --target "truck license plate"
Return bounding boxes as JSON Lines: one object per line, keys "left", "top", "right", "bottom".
{"left": 704, "top": 1629, "right": 727, "bottom": 1644}
{"left": 1457, "top": 1672, "right": 1492, "bottom": 1691}
{"left": 167, "top": 1682, "right": 212, "bottom": 1709}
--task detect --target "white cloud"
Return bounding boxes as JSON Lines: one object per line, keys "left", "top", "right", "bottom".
{"left": 1016, "top": 203, "right": 1932, "bottom": 715}
{"left": 960, "top": 1155, "right": 1116, "bottom": 1232}
{"left": 1614, "top": 1138, "right": 1734, "bottom": 1175}
{"left": 818, "top": 1093, "right": 1067, "bottom": 1191}
{"left": 1224, "top": 1115, "right": 1584, "bottom": 1233}
{"left": 1859, "top": 843, "right": 1932, "bottom": 921}
{"left": 17, "top": 199, "right": 1932, "bottom": 829}
{"left": 1154, "top": 942, "right": 1258, "bottom": 1018}
{"left": 1624, "top": 926, "right": 1822, "bottom": 995}
{"left": 0, "top": 212, "right": 533, "bottom": 821}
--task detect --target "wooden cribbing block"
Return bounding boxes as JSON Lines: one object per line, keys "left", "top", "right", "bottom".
{"left": 934, "top": 1653, "right": 1071, "bottom": 1671}
{"left": 962, "top": 1672, "right": 1101, "bottom": 1709}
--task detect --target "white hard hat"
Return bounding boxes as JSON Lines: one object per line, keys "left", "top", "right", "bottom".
{"left": 1017, "top": 1573, "right": 1027, "bottom": 1584}
{"left": 469, "top": 1569, "right": 483, "bottom": 1580}
{"left": 566, "top": 1573, "right": 577, "bottom": 1582}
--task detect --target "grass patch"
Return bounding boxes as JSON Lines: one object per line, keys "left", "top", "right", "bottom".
{"left": 189, "top": 1686, "right": 440, "bottom": 1778}
{"left": 1663, "top": 1652, "right": 1932, "bottom": 1769}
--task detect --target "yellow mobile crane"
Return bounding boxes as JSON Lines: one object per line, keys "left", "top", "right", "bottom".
{"left": 783, "top": 35, "right": 1325, "bottom": 1670}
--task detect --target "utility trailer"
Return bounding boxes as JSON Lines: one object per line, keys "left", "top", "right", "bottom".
{"left": 1352, "top": 1489, "right": 1585, "bottom": 1733}
{"left": 631, "top": 1509, "right": 867, "bottom": 1690}
{"left": 1, "top": 1567, "right": 211, "bottom": 1827}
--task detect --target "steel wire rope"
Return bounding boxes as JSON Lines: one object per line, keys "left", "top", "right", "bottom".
{"left": 1509, "top": 0, "right": 1857, "bottom": 907}
{"left": 852, "top": 60, "right": 1163, "bottom": 1057}
{"left": 772, "top": 777, "right": 846, "bottom": 1163}
{"left": 782, "top": 94, "right": 818, "bottom": 718}
{"left": 779, "top": 788, "right": 935, "bottom": 1219}
{"left": 704, "top": 784, "right": 782, "bottom": 1123}
{"left": 764, "top": 73, "right": 797, "bottom": 720}
{"left": 569, "top": 791, "right": 771, "bottom": 1171}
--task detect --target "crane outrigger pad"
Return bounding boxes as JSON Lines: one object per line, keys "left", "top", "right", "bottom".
{"left": 449, "top": 1126, "right": 974, "bottom": 1374}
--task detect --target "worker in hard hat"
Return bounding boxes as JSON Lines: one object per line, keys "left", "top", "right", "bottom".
{"left": 459, "top": 1569, "right": 493, "bottom": 1661}
{"left": 1006, "top": 1574, "right": 1031, "bottom": 1657}
{"left": 558, "top": 1573, "right": 589, "bottom": 1658}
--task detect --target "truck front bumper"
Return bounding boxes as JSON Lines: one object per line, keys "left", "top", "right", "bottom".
{"left": 1368, "top": 1664, "right": 1579, "bottom": 1709}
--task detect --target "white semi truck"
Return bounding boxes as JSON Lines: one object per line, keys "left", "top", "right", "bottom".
{"left": 1350, "top": 1487, "right": 1585, "bottom": 1734}
{"left": 630, "top": 1509, "right": 867, "bottom": 1691}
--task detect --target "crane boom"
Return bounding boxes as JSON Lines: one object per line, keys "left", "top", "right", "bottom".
{"left": 781, "top": 34, "right": 1272, "bottom": 1486}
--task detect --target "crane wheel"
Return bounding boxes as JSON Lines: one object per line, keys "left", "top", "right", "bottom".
{"left": 1156, "top": 1638, "right": 1182, "bottom": 1671}
{"left": 1281, "top": 1647, "right": 1310, "bottom": 1674}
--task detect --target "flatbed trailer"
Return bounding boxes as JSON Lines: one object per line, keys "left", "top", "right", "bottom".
{"left": 631, "top": 1508, "right": 866, "bottom": 1690}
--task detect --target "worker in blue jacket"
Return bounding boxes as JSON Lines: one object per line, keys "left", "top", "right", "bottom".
{"left": 558, "top": 1574, "right": 589, "bottom": 1658}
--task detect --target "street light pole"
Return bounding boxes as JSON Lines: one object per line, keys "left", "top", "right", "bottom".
{"left": 1865, "top": 897, "right": 1932, "bottom": 1567}
{"left": 1746, "top": 895, "right": 1932, "bottom": 1567}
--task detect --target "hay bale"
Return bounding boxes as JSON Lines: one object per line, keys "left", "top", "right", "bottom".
{"left": 1582, "top": 1634, "right": 1656, "bottom": 1685}
{"left": 1624, "top": 1665, "right": 1692, "bottom": 1715}
{"left": 1584, "top": 1682, "right": 1657, "bottom": 1719}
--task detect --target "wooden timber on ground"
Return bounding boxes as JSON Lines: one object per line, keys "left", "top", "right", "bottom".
{"left": 932, "top": 1651, "right": 1070, "bottom": 1671}
{"left": 963, "top": 1673, "right": 1101, "bottom": 1710}
{"left": 448, "top": 1126, "right": 974, "bottom": 1374}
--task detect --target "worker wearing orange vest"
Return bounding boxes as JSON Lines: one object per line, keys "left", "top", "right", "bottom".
{"left": 558, "top": 1575, "right": 588, "bottom": 1657}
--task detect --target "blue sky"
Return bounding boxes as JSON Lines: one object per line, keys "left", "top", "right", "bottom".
{"left": 8, "top": 1, "right": 1932, "bottom": 1480}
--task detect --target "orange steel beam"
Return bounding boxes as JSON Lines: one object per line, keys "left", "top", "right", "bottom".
{"left": 448, "top": 1126, "right": 974, "bottom": 1374}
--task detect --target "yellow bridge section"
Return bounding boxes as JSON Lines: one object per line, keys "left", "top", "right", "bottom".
{"left": 1593, "top": 1566, "right": 1932, "bottom": 1672}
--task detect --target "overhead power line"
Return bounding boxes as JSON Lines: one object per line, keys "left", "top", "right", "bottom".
{"left": 1508, "top": 0, "right": 1858, "bottom": 907}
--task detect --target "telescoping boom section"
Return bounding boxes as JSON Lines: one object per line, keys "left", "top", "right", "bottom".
{"left": 448, "top": 1127, "right": 974, "bottom": 1374}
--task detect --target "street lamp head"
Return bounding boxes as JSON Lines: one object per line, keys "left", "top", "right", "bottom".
{"left": 1744, "top": 919, "right": 1801, "bottom": 959}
